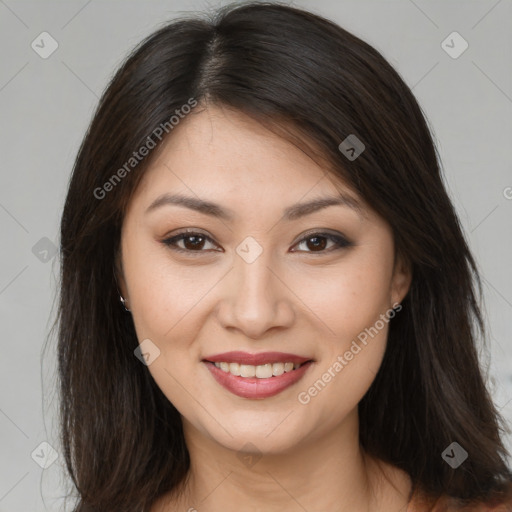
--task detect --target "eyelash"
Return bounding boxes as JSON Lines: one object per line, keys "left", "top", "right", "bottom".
{"left": 161, "top": 229, "right": 352, "bottom": 255}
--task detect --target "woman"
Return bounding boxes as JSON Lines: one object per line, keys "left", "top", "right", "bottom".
{"left": 57, "top": 2, "right": 512, "bottom": 511}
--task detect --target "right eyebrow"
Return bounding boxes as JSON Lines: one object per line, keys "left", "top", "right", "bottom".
{"left": 145, "top": 193, "right": 233, "bottom": 220}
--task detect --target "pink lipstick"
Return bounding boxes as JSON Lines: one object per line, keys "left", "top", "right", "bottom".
{"left": 202, "top": 351, "right": 314, "bottom": 399}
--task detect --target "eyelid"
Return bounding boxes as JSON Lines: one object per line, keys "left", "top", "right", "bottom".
{"left": 161, "top": 228, "right": 352, "bottom": 254}
{"left": 162, "top": 229, "right": 222, "bottom": 254}
{"left": 290, "top": 230, "right": 352, "bottom": 253}
{"left": 291, "top": 228, "right": 348, "bottom": 245}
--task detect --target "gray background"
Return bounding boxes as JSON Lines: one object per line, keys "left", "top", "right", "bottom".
{"left": 1, "top": 1, "right": 511, "bottom": 510}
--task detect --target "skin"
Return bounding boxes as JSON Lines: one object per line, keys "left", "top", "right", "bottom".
{"left": 117, "top": 104, "right": 413, "bottom": 512}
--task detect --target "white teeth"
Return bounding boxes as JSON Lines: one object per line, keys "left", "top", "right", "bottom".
{"left": 213, "top": 361, "right": 304, "bottom": 378}
{"left": 240, "top": 364, "right": 256, "bottom": 377}
{"left": 256, "top": 363, "right": 273, "bottom": 379}
{"left": 272, "top": 362, "right": 285, "bottom": 376}
{"left": 229, "top": 362, "right": 240, "bottom": 376}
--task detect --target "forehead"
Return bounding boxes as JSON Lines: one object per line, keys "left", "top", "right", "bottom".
{"left": 151, "top": 106, "right": 328, "bottom": 182}
{"left": 127, "top": 105, "right": 369, "bottom": 223}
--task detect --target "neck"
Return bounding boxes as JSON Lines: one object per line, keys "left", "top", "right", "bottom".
{"left": 158, "top": 409, "right": 412, "bottom": 512}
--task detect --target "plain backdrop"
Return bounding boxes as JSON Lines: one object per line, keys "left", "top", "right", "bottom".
{"left": 0, "top": 1, "right": 511, "bottom": 510}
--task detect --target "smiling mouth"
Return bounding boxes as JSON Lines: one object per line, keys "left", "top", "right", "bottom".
{"left": 204, "top": 360, "right": 313, "bottom": 379}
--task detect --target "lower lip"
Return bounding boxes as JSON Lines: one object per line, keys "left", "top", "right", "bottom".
{"left": 203, "top": 361, "right": 313, "bottom": 399}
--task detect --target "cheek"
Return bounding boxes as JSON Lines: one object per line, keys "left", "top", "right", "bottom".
{"left": 124, "top": 244, "right": 226, "bottom": 410}
{"left": 291, "top": 254, "right": 393, "bottom": 412}
{"left": 125, "top": 252, "right": 211, "bottom": 413}
{"left": 293, "top": 253, "right": 394, "bottom": 342}
{"left": 124, "top": 237, "right": 216, "bottom": 339}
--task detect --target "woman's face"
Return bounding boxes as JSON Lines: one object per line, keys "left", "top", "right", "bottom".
{"left": 117, "top": 105, "right": 411, "bottom": 454}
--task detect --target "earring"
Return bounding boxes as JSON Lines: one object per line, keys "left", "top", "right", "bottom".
{"left": 120, "top": 295, "right": 131, "bottom": 312}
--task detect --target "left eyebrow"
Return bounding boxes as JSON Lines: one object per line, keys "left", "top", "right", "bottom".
{"left": 282, "top": 194, "right": 365, "bottom": 221}
{"left": 144, "top": 192, "right": 365, "bottom": 221}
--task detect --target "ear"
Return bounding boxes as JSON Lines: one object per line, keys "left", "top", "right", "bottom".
{"left": 390, "top": 251, "right": 412, "bottom": 307}
{"left": 114, "top": 247, "right": 128, "bottom": 300}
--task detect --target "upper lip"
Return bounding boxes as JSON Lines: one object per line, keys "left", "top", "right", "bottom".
{"left": 203, "top": 351, "right": 313, "bottom": 366}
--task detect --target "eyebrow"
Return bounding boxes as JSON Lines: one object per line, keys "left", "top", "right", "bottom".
{"left": 145, "top": 192, "right": 365, "bottom": 221}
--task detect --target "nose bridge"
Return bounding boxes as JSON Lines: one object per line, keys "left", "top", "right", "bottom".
{"left": 236, "top": 249, "right": 274, "bottom": 304}
{"left": 219, "top": 238, "right": 294, "bottom": 337}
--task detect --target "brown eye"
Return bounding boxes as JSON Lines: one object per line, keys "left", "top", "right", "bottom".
{"left": 292, "top": 232, "right": 352, "bottom": 253}
{"left": 304, "top": 236, "right": 328, "bottom": 251}
{"left": 162, "top": 231, "right": 220, "bottom": 253}
{"left": 181, "top": 234, "right": 206, "bottom": 250}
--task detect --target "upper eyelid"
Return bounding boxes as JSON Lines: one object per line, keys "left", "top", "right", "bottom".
{"left": 163, "top": 229, "right": 350, "bottom": 251}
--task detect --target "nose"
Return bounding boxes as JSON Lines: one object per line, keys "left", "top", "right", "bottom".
{"left": 215, "top": 246, "right": 295, "bottom": 339}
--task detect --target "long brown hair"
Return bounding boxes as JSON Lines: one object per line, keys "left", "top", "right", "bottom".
{"left": 55, "top": 2, "right": 512, "bottom": 511}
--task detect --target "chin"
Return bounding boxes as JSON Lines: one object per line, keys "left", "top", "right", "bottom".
{"left": 193, "top": 416, "right": 309, "bottom": 455}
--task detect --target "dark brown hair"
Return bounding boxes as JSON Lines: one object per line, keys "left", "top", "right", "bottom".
{"left": 55, "top": 2, "right": 512, "bottom": 511}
